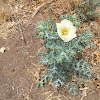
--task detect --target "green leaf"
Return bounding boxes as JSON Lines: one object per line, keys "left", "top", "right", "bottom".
{"left": 68, "top": 88, "right": 73, "bottom": 93}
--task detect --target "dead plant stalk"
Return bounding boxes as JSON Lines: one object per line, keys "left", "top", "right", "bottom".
{"left": 8, "top": 4, "right": 26, "bottom": 44}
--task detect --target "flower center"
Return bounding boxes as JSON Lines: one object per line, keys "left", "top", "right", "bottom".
{"left": 61, "top": 29, "right": 68, "bottom": 36}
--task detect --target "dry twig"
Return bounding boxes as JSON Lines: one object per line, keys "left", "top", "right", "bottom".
{"left": 8, "top": 4, "right": 26, "bottom": 44}
{"left": 31, "top": 0, "right": 54, "bottom": 18}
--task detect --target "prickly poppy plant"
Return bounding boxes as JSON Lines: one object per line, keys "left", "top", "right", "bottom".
{"left": 34, "top": 14, "right": 94, "bottom": 96}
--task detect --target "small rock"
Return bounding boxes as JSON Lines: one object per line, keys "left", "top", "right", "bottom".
{"left": 0, "top": 47, "right": 6, "bottom": 53}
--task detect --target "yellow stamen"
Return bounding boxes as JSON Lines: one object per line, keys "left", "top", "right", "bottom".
{"left": 61, "top": 29, "right": 68, "bottom": 36}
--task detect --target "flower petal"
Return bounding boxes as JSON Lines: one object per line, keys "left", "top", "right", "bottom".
{"left": 64, "top": 34, "right": 76, "bottom": 42}
{"left": 67, "top": 26, "right": 76, "bottom": 37}
{"left": 61, "top": 19, "right": 73, "bottom": 27}
{"left": 56, "top": 23, "right": 60, "bottom": 29}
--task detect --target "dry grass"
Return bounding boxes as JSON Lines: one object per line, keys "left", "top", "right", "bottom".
{"left": 40, "top": 0, "right": 82, "bottom": 22}
{"left": 59, "top": 0, "right": 82, "bottom": 8}
{"left": 0, "top": 4, "right": 14, "bottom": 24}
{"left": 56, "top": 0, "right": 82, "bottom": 10}
{"left": 0, "top": 0, "right": 33, "bottom": 24}
{"left": 0, "top": 0, "right": 82, "bottom": 24}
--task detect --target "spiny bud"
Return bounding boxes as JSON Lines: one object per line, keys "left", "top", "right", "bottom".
{"left": 37, "top": 24, "right": 45, "bottom": 31}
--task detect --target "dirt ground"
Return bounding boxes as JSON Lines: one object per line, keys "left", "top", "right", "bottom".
{"left": 0, "top": 0, "right": 100, "bottom": 100}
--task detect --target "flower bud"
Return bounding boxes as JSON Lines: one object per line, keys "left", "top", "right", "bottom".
{"left": 37, "top": 25, "right": 45, "bottom": 31}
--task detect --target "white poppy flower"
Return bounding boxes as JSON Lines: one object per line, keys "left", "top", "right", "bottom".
{"left": 56, "top": 19, "right": 77, "bottom": 42}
